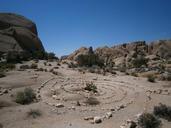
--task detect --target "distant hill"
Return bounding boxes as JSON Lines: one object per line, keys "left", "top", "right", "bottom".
{"left": 66, "top": 40, "right": 171, "bottom": 68}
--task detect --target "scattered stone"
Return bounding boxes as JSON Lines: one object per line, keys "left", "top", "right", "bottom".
{"left": 37, "top": 94, "right": 41, "bottom": 98}
{"left": 76, "top": 101, "right": 81, "bottom": 106}
{"left": 128, "top": 121, "right": 137, "bottom": 128}
{"left": 110, "top": 108, "right": 115, "bottom": 112}
{"left": 52, "top": 95, "right": 58, "bottom": 99}
{"left": 2, "top": 89, "right": 8, "bottom": 93}
{"left": 55, "top": 103, "right": 64, "bottom": 108}
{"left": 93, "top": 116, "right": 102, "bottom": 123}
{"left": 84, "top": 116, "right": 93, "bottom": 120}
{"left": 71, "top": 106, "right": 76, "bottom": 110}
{"left": 120, "top": 124, "right": 126, "bottom": 128}
{"left": 104, "top": 78, "right": 110, "bottom": 81}
{"left": 156, "top": 89, "right": 162, "bottom": 94}
{"left": 105, "top": 112, "right": 112, "bottom": 119}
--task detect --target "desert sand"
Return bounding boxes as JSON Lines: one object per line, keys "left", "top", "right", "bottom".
{"left": 0, "top": 60, "right": 171, "bottom": 128}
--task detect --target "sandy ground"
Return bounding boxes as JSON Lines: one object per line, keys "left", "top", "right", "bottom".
{"left": 0, "top": 60, "right": 171, "bottom": 128}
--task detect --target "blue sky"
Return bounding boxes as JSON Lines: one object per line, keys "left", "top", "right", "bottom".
{"left": 0, "top": 0, "right": 171, "bottom": 57}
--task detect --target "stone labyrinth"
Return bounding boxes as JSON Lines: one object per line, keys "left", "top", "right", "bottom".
{"left": 37, "top": 74, "right": 145, "bottom": 113}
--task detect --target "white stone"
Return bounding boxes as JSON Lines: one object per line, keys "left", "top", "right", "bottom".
{"left": 93, "top": 116, "right": 102, "bottom": 123}
{"left": 106, "top": 112, "right": 112, "bottom": 119}
{"left": 55, "top": 103, "right": 64, "bottom": 108}
{"left": 52, "top": 95, "right": 58, "bottom": 99}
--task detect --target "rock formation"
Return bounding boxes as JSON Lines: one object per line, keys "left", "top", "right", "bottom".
{"left": 66, "top": 40, "right": 171, "bottom": 69}
{"left": 0, "top": 13, "right": 44, "bottom": 59}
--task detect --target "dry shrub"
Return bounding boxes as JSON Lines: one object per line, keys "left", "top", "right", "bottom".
{"left": 27, "top": 109, "right": 42, "bottom": 118}
{"left": 153, "top": 103, "right": 171, "bottom": 121}
{"left": 147, "top": 75, "right": 155, "bottom": 82}
{"left": 15, "top": 88, "right": 36, "bottom": 105}
{"left": 138, "top": 113, "right": 161, "bottom": 128}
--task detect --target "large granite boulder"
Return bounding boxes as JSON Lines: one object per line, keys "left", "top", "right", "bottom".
{"left": 0, "top": 13, "right": 44, "bottom": 58}
{"left": 0, "top": 13, "right": 37, "bottom": 35}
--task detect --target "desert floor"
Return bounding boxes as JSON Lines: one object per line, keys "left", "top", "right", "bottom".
{"left": 0, "top": 60, "right": 171, "bottom": 128}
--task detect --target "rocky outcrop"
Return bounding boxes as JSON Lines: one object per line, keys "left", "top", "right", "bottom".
{"left": 0, "top": 13, "right": 44, "bottom": 58}
{"left": 66, "top": 40, "right": 171, "bottom": 68}
{"left": 67, "top": 47, "right": 89, "bottom": 60}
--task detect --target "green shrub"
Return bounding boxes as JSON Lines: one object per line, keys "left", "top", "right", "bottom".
{"left": 118, "top": 66, "right": 126, "bottom": 72}
{"left": 132, "top": 56, "right": 148, "bottom": 68}
{"left": 15, "top": 88, "right": 36, "bottom": 105}
{"left": 0, "top": 62, "right": 15, "bottom": 71}
{"left": 131, "top": 72, "right": 138, "bottom": 77}
{"left": 88, "top": 68, "right": 95, "bottom": 73}
{"left": 0, "top": 71, "right": 5, "bottom": 78}
{"left": 43, "top": 62, "right": 47, "bottom": 66}
{"left": 84, "top": 82, "right": 97, "bottom": 93}
{"left": 147, "top": 75, "right": 155, "bottom": 82}
{"left": 77, "top": 54, "right": 104, "bottom": 67}
{"left": 30, "top": 63, "right": 38, "bottom": 69}
{"left": 32, "top": 51, "right": 45, "bottom": 59}
{"left": 27, "top": 109, "right": 42, "bottom": 118}
{"left": 20, "top": 65, "right": 29, "bottom": 69}
{"left": 138, "top": 113, "right": 161, "bottom": 128}
{"left": 153, "top": 103, "right": 171, "bottom": 121}
{"left": 68, "top": 62, "right": 77, "bottom": 68}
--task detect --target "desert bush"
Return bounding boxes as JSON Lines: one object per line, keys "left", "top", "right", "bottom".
{"left": 153, "top": 103, "right": 171, "bottom": 121}
{"left": 20, "top": 65, "right": 29, "bottom": 69}
{"left": 0, "top": 62, "right": 15, "bottom": 70}
{"left": 15, "top": 88, "right": 36, "bottom": 105}
{"left": 30, "top": 63, "right": 38, "bottom": 69}
{"left": 0, "top": 71, "right": 5, "bottom": 78}
{"left": 68, "top": 62, "right": 77, "bottom": 68}
{"left": 160, "top": 73, "right": 171, "bottom": 81}
{"left": 84, "top": 82, "right": 97, "bottom": 93}
{"left": 32, "top": 51, "right": 45, "bottom": 59}
{"left": 131, "top": 72, "right": 138, "bottom": 77}
{"left": 27, "top": 109, "right": 42, "bottom": 118}
{"left": 138, "top": 113, "right": 161, "bottom": 128}
{"left": 43, "top": 62, "right": 47, "bottom": 66}
{"left": 118, "top": 66, "right": 126, "bottom": 72}
{"left": 110, "top": 70, "right": 117, "bottom": 75}
{"left": 88, "top": 68, "right": 95, "bottom": 73}
{"left": 47, "top": 52, "right": 58, "bottom": 60}
{"left": 57, "top": 63, "right": 61, "bottom": 66}
{"left": 132, "top": 56, "right": 148, "bottom": 68}
{"left": 147, "top": 75, "right": 155, "bottom": 82}
{"left": 37, "top": 68, "right": 44, "bottom": 71}
{"left": 84, "top": 97, "right": 100, "bottom": 105}
{"left": 77, "top": 54, "right": 104, "bottom": 67}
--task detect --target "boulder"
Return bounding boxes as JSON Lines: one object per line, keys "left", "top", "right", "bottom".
{"left": 55, "top": 103, "right": 64, "bottom": 108}
{"left": 105, "top": 112, "right": 112, "bottom": 119}
{"left": 0, "top": 13, "right": 44, "bottom": 59}
{"left": 0, "top": 13, "right": 37, "bottom": 35}
{"left": 93, "top": 116, "right": 102, "bottom": 123}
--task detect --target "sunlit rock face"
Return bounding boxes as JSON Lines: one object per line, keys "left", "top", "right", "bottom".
{"left": 0, "top": 13, "right": 44, "bottom": 55}
{"left": 66, "top": 40, "right": 171, "bottom": 68}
